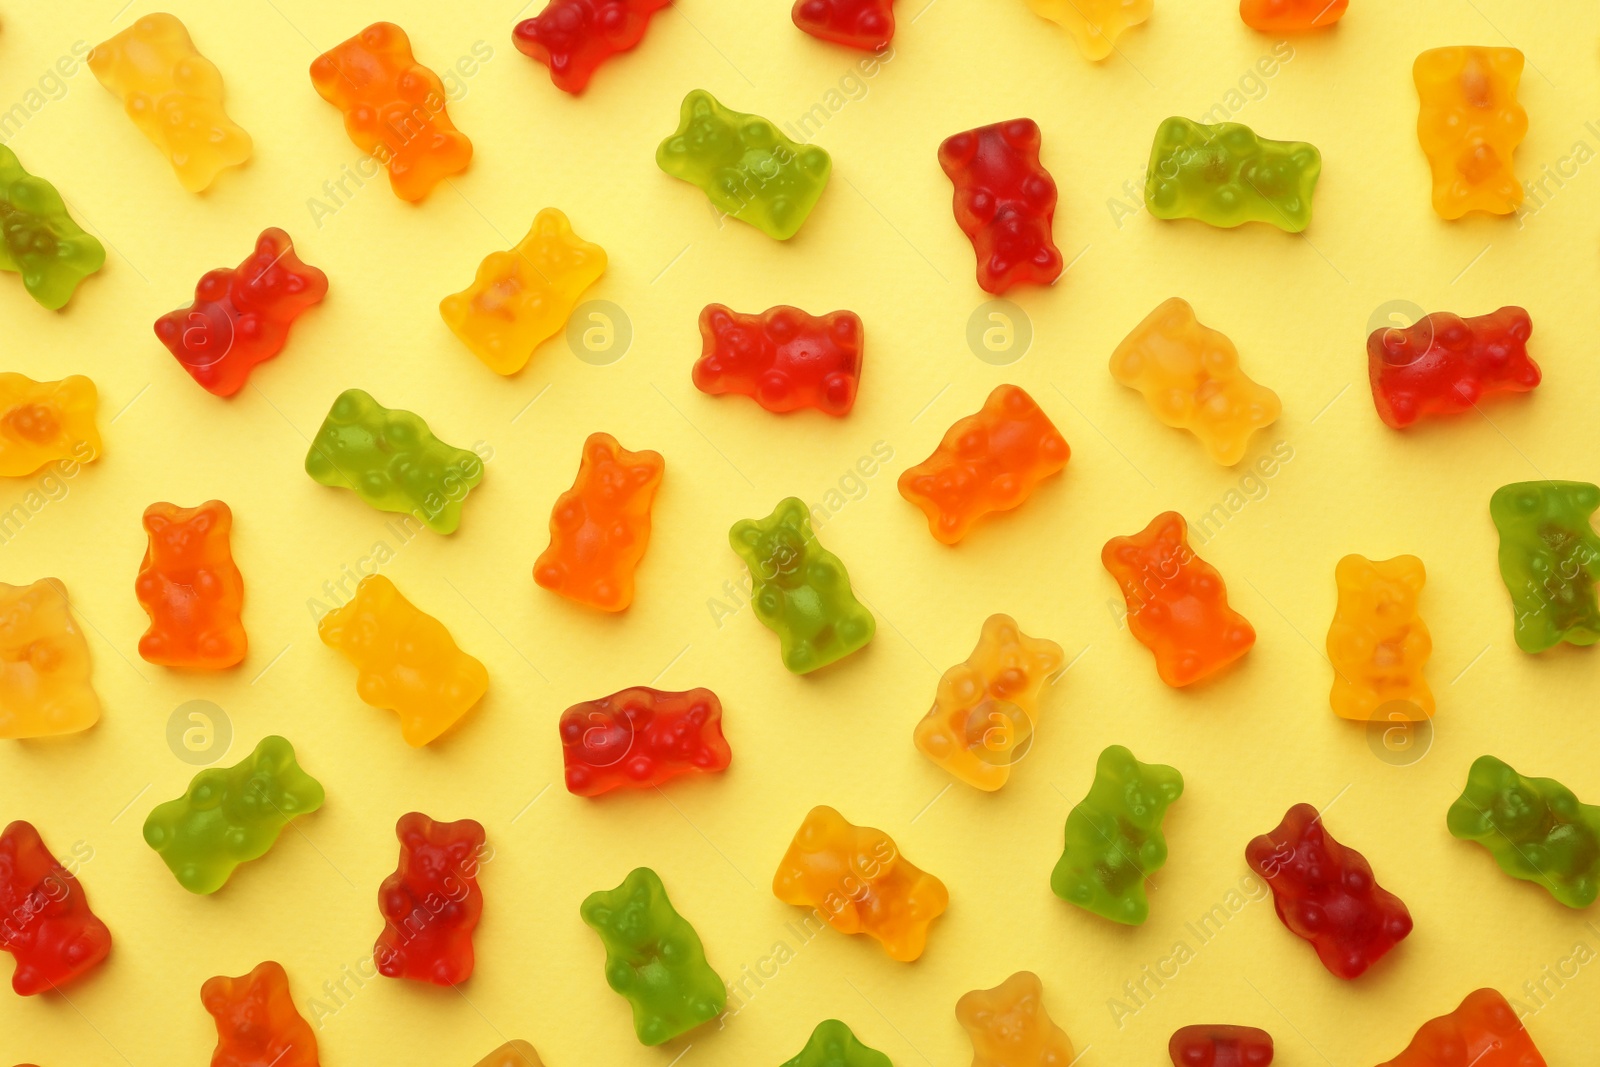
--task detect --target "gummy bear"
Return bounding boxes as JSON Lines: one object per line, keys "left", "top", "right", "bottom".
{"left": 1110, "top": 298, "right": 1281, "bottom": 465}
{"left": 957, "top": 970, "right": 1075, "bottom": 1067}
{"left": 1447, "top": 755, "right": 1600, "bottom": 909}
{"left": 1023, "top": 0, "right": 1150, "bottom": 60}
{"left": 898, "top": 384, "right": 1069, "bottom": 545}
{"left": 913, "top": 614, "right": 1064, "bottom": 791}
{"left": 792, "top": 0, "right": 895, "bottom": 50}
{"left": 580, "top": 866, "right": 726, "bottom": 1045}
{"left": 87, "top": 14, "right": 252, "bottom": 193}
{"left": 560, "top": 686, "right": 731, "bottom": 796}
{"left": 1375, "top": 988, "right": 1546, "bottom": 1067}
{"left": 1367, "top": 306, "right": 1538, "bottom": 429}
{"left": 1239, "top": 0, "right": 1345, "bottom": 31}
{"left": 773, "top": 804, "right": 948, "bottom": 961}
{"left": 534, "top": 432, "right": 664, "bottom": 612}
{"left": 1102, "top": 512, "right": 1256, "bottom": 687}
{"left": 154, "top": 228, "right": 328, "bottom": 397}
{"left": 938, "top": 119, "right": 1063, "bottom": 294}
{"left": 143, "top": 735, "right": 325, "bottom": 894}
{"left": 1326, "top": 554, "right": 1433, "bottom": 722}
{"left": 729, "top": 497, "right": 876, "bottom": 673}
{"left": 201, "top": 960, "right": 320, "bottom": 1067}
{"left": 0, "top": 373, "right": 101, "bottom": 477}
{"left": 318, "top": 574, "right": 488, "bottom": 746}
{"left": 474, "top": 1042, "right": 546, "bottom": 1067}
{"left": 309, "top": 23, "right": 473, "bottom": 202}
{"left": 1145, "top": 117, "right": 1322, "bottom": 232}
{"left": 0, "top": 146, "right": 105, "bottom": 310}
{"left": 781, "top": 1020, "right": 892, "bottom": 1067}
{"left": 694, "top": 304, "right": 863, "bottom": 416}
{"left": 1489, "top": 481, "right": 1600, "bottom": 653}
{"left": 440, "top": 208, "right": 606, "bottom": 376}
{"left": 134, "top": 500, "right": 247, "bottom": 670}
{"left": 1246, "top": 803, "right": 1413, "bottom": 979}
{"left": 1414, "top": 47, "right": 1526, "bottom": 220}
{"left": 306, "top": 388, "right": 485, "bottom": 535}
{"left": 0, "top": 578, "right": 101, "bottom": 740}
{"left": 375, "top": 812, "right": 486, "bottom": 985}
{"left": 1050, "top": 744, "right": 1183, "bottom": 925}
{"left": 657, "top": 89, "right": 832, "bottom": 240}
{"left": 0, "top": 821, "right": 111, "bottom": 995}
{"left": 513, "top": 0, "right": 670, "bottom": 94}
{"left": 1169, "top": 1026, "right": 1274, "bottom": 1067}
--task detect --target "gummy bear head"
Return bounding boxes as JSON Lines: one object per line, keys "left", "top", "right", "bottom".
{"left": 221, "top": 736, "right": 325, "bottom": 824}
{"left": 732, "top": 497, "right": 814, "bottom": 585}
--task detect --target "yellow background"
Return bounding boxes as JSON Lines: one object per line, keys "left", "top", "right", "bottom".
{"left": 3, "top": 0, "right": 1598, "bottom": 1063}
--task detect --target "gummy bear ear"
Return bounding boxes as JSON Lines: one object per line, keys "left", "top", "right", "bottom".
{"left": 144, "top": 512, "right": 171, "bottom": 535}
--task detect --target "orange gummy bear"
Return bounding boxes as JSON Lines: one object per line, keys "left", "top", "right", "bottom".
{"left": 1239, "top": 0, "right": 1347, "bottom": 32}
{"left": 309, "top": 23, "right": 472, "bottom": 202}
{"left": 1103, "top": 511, "right": 1255, "bottom": 687}
{"left": 1414, "top": 47, "right": 1526, "bottom": 220}
{"left": 0, "top": 578, "right": 101, "bottom": 739}
{"left": 134, "top": 500, "right": 246, "bottom": 670}
{"left": 0, "top": 373, "right": 102, "bottom": 477}
{"left": 202, "top": 960, "right": 320, "bottom": 1067}
{"left": 914, "top": 614, "right": 1064, "bottom": 792}
{"left": 1376, "top": 988, "right": 1546, "bottom": 1067}
{"left": 474, "top": 1042, "right": 546, "bottom": 1067}
{"left": 534, "top": 432, "right": 664, "bottom": 612}
{"left": 899, "top": 384, "right": 1069, "bottom": 544}
{"left": 1327, "top": 554, "right": 1433, "bottom": 723}
{"left": 772, "top": 804, "right": 948, "bottom": 962}
{"left": 956, "top": 970, "right": 1076, "bottom": 1067}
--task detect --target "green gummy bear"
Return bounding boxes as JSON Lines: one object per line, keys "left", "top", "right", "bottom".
{"left": 780, "top": 1020, "right": 893, "bottom": 1067}
{"left": 1144, "top": 116, "right": 1321, "bottom": 233}
{"left": 580, "top": 867, "right": 726, "bottom": 1046}
{"left": 656, "top": 89, "right": 832, "bottom": 240}
{"left": 1447, "top": 755, "right": 1600, "bottom": 909}
{"left": 1489, "top": 481, "right": 1600, "bottom": 653}
{"left": 0, "top": 145, "right": 105, "bottom": 310}
{"left": 1050, "top": 744, "right": 1184, "bottom": 925}
{"left": 142, "top": 735, "right": 325, "bottom": 895}
{"left": 305, "top": 388, "right": 484, "bottom": 534}
{"left": 729, "top": 496, "right": 875, "bottom": 674}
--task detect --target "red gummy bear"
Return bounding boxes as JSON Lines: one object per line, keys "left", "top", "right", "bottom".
{"left": 153, "top": 228, "right": 328, "bottom": 397}
{"left": 939, "top": 119, "right": 1063, "bottom": 294}
{"left": 560, "top": 686, "right": 731, "bottom": 797}
{"left": 374, "top": 813, "right": 486, "bottom": 986}
{"left": 202, "top": 960, "right": 321, "bottom": 1067}
{"left": 792, "top": 0, "right": 896, "bottom": 50}
{"left": 1170, "top": 1025, "right": 1274, "bottom": 1067}
{"left": 0, "top": 821, "right": 111, "bottom": 996}
{"left": 1367, "top": 306, "right": 1538, "bottom": 429}
{"left": 1246, "top": 803, "right": 1412, "bottom": 980}
{"left": 513, "top": 0, "right": 670, "bottom": 94}
{"left": 1376, "top": 988, "right": 1546, "bottom": 1067}
{"left": 694, "top": 304, "right": 863, "bottom": 417}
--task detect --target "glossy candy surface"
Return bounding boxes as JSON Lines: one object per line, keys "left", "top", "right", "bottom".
{"left": 0, "top": 373, "right": 101, "bottom": 477}
{"left": 938, "top": 119, "right": 1063, "bottom": 294}
{"left": 1023, "top": 0, "right": 1150, "bottom": 59}
{"left": 1145, "top": 117, "right": 1321, "bottom": 232}
{"left": 375, "top": 812, "right": 486, "bottom": 985}
{"left": 0, "top": 146, "right": 105, "bottom": 310}
{"left": 1367, "top": 306, "right": 1538, "bottom": 429}
{"left": 534, "top": 432, "right": 664, "bottom": 612}
{"left": 1447, "top": 755, "right": 1600, "bottom": 909}
{"left": 513, "top": 0, "right": 670, "bottom": 93}
{"left": 560, "top": 686, "right": 730, "bottom": 796}
{"left": 1326, "top": 554, "right": 1433, "bottom": 722}
{"left": 1239, "top": 0, "right": 1345, "bottom": 31}
{"left": 1375, "top": 989, "right": 1546, "bottom": 1067}
{"left": 0, "top": 578, "right": 101, "bottom": 739}
{"left": 202, "top": 960, "right": 320, "bottom": 1067}
{"left": 1169, "top": 1026, "right": 1274, "bottom": 1067}
{"left": 792, "top": 0, "right": 895, "bottom": 50}
{"left": 474, "top": 1042, "right": 546, "bottom": 1067}
{"left": 0, "top": 821, "right": 111, "bottom": 995}
{"left": 694, "top": 304, "right": 863, "bottom": 416}
{"left": 1414, "top": 47, "right": 1526, "bottom": 219}
{"left": 1489, "top": 481, "right": 1600, "bottom": 653}
{"left": 135, "top": 500, "right": 247, "bottom": 670}
{"left": 957, "top": 970, "right": 1075, "bottom": 1067}
{"left": 781, "top": 1020, "right": 893, "bottom": 1067}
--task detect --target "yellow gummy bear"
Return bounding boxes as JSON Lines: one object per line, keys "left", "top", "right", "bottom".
{"left": 0, "top": 373, "right": 102, "bottom": 477}
{"left": 88, "top": 13, "right": 252, "bottom": 193}
{"left": 0, "top": 578, "right": 102, "bottom": 739}
{"left": 1414, "top": 46, "right": 1526, "bottom": 220}
{"left": 1023, "top": 0, "right": 1152, "bottom": 60}
{"left": 317, "top": 574, "right": 488, "bottom": 746}
{"left": 440, "top": 208, "right": 607, "bottom": 376}
{"left": 473, "top": 1042, "right": 545, "bottom": 1067}
{"left": 1327, "top": 554, "right": 1434, "bottom": 723}
{"left": 914, "top": 614, "right": 1064, "bottom": 791}
{"left": 1110, "top": 297, "right": 1281, "bottom": 466}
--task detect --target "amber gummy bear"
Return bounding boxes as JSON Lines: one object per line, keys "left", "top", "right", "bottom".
{"left": 957, "top": 970, "right": 1075, "bottom": 1066}
{"left": 1414, "top": 47, "right": 1527, "bottom": 219}
{"left": 474, "top": 1042, "right": 545, "bottom": 1067}
{"left": 202, "top": 960, "right": 320, "bottom": 1067}
{"left": 0, "top": 373, "right": 102, "bottom": 477}
{"left": 1239, "top": 0, "right": 1346, "bottom": 31}
{"left": 135, "top": 500, "right": 247, "bottom": 670}
{"left": 1326, "top": 554, "right": 1433, "bottom": 722}
{"left": 534, "top": 432, "right": 664, "bottom": 612}
{"left": 0, "top": 578, "right": 101, "bottom": 739}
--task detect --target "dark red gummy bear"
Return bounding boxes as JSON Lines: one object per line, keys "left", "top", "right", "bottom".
{"left": 153, "top": 227, "right": 328, "bottom": 398}
{"left": 938, "top": 119, "right": 1063, "bottom": 295}
{"left": 1169, "top": 1025, "right": 1274, "bottom": 1067}
{"left": 792, "top": 0, "right": 895, "bottom": 50}
{"left": 561, "top": 686, "right": 731, "bottom": 797}
{"left": 513, "top": 0, "right": 670, "bottom": 94}
{"left": 694, "top": 304, "right": 863, "bottom": 416}
{"left": 1366, "top": 306, "right": 1538, "bottom": 429}
{"left": 1245, "top": 803, "right": 1412, "bottom": 980}
{"left": 0, "top": 821, "right": 111, "bottom": 995}
{"left": 374, "top": 812, "right": 485, "bottom": 986}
